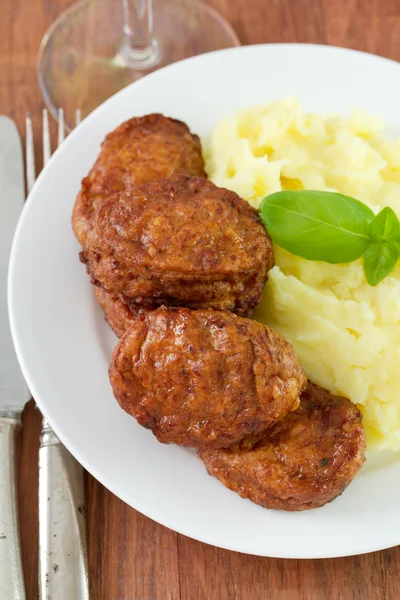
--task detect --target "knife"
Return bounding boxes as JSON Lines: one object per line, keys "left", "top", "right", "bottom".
{"left": 0, "top": 116, "right": 29, "bottom": 599}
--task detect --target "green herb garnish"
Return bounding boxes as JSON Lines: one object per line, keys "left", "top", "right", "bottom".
{"left": 368, "top": 206, "right": 399, "bottom": 242}
{"left": 260, "top": 190, "right": 400, "bottom": 286}
{"left": 363, "top": 243, "right": 398, "bottom": 286}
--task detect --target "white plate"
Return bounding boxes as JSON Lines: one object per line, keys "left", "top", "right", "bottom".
{"left": 9, "top": 44, "right": 400, "bottom": 559}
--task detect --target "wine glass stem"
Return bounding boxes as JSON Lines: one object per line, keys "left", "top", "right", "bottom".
{"left": 119, "top": 0, "right": 161, "bottom": 69}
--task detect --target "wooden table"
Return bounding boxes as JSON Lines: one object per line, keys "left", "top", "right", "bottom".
{"left": 2, "top": 0, "right": 400, "bottom": 597}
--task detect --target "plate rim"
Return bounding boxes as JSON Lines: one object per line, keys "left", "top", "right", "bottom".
{"left": 9, "top": 42, "right": 400, "bottom": 559}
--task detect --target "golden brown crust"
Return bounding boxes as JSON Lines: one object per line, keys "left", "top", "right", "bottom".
{"left": 199, "top": 383, "right": 366, "bottom": 511}
{"left": 72, "top": 114, "right": 206, "bottom": 245}
{"left": 83, "top": 175, "right": 274, "bottom": 316}
{"left": 94, "top": 287, "right": 149, "bottom": 338}
{"left": 109, "top": 307, "right": 306, "bottom": 449}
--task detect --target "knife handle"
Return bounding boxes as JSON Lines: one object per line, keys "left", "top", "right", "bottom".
{"left": 0, "top": 412, "right": 26, "bottom": 600}
{"left": 38, "top": 419, "right": 89, "bottom": 600}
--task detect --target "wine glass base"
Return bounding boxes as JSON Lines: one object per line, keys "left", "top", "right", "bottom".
{"left": 37, "top": 0, "right": 240, "bottom": 131}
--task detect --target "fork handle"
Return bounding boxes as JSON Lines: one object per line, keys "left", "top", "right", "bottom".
{"left": 39, "top": 419, "right": 89, "bottom": 600}
{"left": 0, "top": 412, "right": 26, "bottom": 600}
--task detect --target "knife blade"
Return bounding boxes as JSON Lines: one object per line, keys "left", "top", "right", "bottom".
{"left": 0, "top": 116, "right": 29, "bottom": 411}
{"left": 0, "top": 116, "right": 29, "bottom": 600}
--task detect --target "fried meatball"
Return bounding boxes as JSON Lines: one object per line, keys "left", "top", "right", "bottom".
{"left": 94, "top": 287, "right": 149, "bottom": 338}
{"left": 83, "top": 175, "right": 274, "bottom": 316}
{"left": 109, "top": 307, "right": 306, "bottom": 449}
{"left": 199, "top": 383, "right": 366, "bottom": 511}
{"left": 72, "top": 114, "right": 205, "bottom": 245}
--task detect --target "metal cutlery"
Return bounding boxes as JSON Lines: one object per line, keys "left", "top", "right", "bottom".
{"left": 0, "top": 115, "right": 30, "bottom": 600}
{"left": 26, "top": 109, "right": 89, "bottom": 600}
{"left": 0, "top": 109, "right": 89, "bottom": 599}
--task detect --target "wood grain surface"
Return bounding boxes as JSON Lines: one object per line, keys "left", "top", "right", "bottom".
{"left": 2, "top": 0, "right": 400, "bottom": 598}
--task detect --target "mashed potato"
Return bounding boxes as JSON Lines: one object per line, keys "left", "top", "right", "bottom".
{"left": 205, "top": 98, "right": 400, "bottom": 450}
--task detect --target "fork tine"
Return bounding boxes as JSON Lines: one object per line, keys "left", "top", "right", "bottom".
{"left": 26, "top": 113, "right": 36, "bottom": 193}
{"left": 27, "top": 108, "right": 74, "bottom": 191}
{"left": 75, "top": 109, "right": 82, "bottom": 127}
{"left": 42, "top": 109, "right": 51, "bottom": 167}
{"left": 58, "top": 108, "right": 65, "bottom": 147}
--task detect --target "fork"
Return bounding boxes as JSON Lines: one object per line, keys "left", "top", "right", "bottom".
{"left": 26, "top": 109, "right": 89, "bottom": 600}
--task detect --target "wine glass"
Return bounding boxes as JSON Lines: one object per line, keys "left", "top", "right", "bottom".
{"left": 37, "top": 0, "right": 240, "bottom": 131}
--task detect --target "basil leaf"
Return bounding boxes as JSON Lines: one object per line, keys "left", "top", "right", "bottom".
{"left": 260, "top": 191, "right": 374, "bottom": 264}
{"left": 368, "top": 206, "right": 400, "bottom": 242}
{"left": 363, "top": 242, "right": 398, "bottom": 286}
